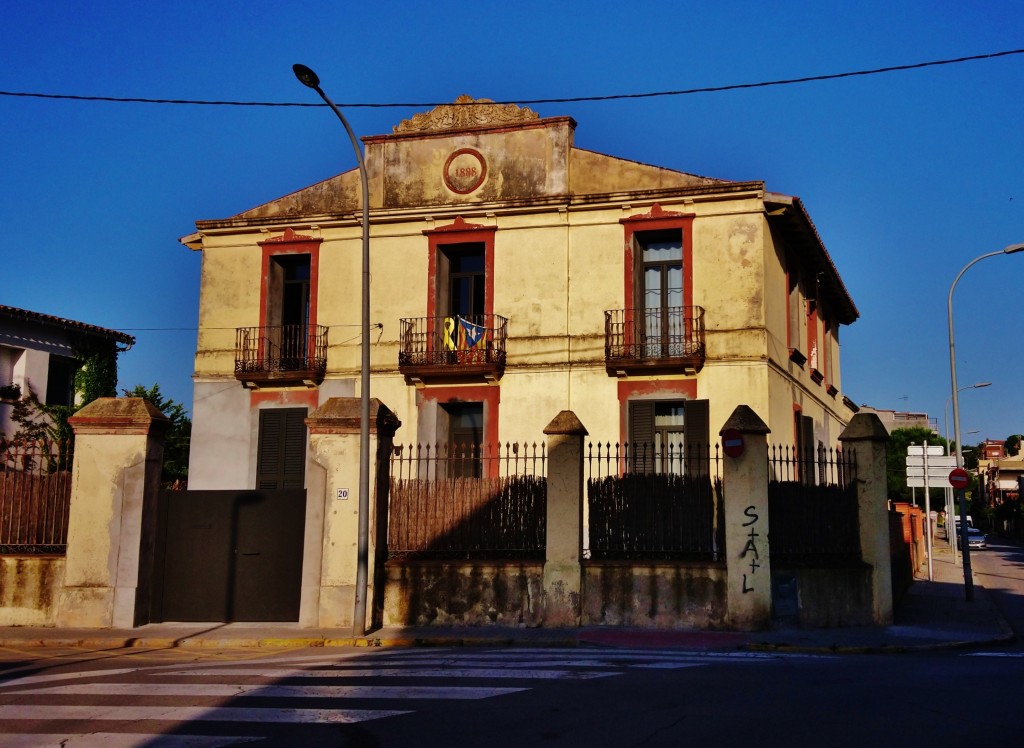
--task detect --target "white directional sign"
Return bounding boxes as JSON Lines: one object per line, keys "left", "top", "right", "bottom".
{"left": 907, "top": 445, "right": 945, "bottom": 456}
{"left": 906, "top": 450, "right": 957, "bottom": 488}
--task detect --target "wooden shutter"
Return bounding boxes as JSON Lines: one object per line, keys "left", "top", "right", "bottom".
{"left": 628, "top": 401, "right": 655, "bottom": 474}
{"left": 799, "top": 414, "right": 815, "bottom": 485}
{"left": 257, "top": 408, "right": 308, "bottom": 490}
{"left": 684, "top": 399, "right": 710, "bottom": 478}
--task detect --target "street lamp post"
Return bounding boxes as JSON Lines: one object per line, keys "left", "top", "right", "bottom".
{"left": 948, "top": 242, "right": 1024, "bottom": 601}
{"left": 943, "top": 385, "right": 989, "bottom": 567}
{"left": 293, "top": 64, "right": 372, "bottom": 636}
{"left": 944, "top": 383, "right": 990, "bottom": 448}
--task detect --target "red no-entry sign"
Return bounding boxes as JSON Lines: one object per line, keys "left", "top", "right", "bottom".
{"left": 948, "top": 467, "right": 970, "bottom": 490}
{"left": 721, "top": 429, "right": 745, "bottom": 458}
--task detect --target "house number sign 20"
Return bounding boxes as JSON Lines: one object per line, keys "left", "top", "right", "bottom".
{"left": 337, "top": 488, "right": 350, "bottom": 500}
{"left": 443, "top": 148, "right": 487, "bottom": 194}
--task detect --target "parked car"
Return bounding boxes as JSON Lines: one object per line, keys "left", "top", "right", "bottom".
{"left": 964, "top": 527, "right": 987, "bottom": 550}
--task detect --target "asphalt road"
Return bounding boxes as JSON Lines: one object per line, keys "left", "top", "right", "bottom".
{"left": 0, "top": 539, "right": 1022, "bottom": 747}
{"left": 970, "top": 533, "right": 1024, "bottom": 640}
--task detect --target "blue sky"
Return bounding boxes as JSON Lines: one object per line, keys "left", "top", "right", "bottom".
{"left": 2, "top": 1, "right": 1022, "bottom": 444}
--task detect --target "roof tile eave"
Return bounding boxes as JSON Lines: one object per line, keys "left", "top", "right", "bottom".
{"left": 0, "top": 305, "right": 135, "bottom": 346}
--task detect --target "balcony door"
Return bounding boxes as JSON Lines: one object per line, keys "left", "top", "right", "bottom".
{"left": 267, "top": 254, "right": 311, "bottom": 370}
{"left": 638, "top": 230, "right": 683, "bottom": 359}
{"left": 437, "top": 242, "right": 486, "bottom": 359}
{"left": 442, "top": 401, "right": 483, "bottom": 478}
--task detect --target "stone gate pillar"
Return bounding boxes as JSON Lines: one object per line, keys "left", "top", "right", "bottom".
{"left": 720, "top": 405, "right": 772, "bottom": 630}
{"left": 56, "top": 398, "right": 169, "bottom": 628}
{"left": 839, "top": 413, "right": 893, "bottom": 624}
{"left": 303, "top": 398, "right": 400, "bottom": 630}
{"left": 542, "top": 410, "right": 587, "bottom": 627}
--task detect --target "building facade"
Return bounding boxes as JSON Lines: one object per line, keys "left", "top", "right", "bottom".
{"left": 0, "top": 305, "right": 135, "bottom": 438}
{"left": 181, "top": 98, "right": 859, "bottom": 490}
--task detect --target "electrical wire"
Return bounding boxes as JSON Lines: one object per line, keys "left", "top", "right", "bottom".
{"left": 1, "top": 48, "right": 1021, "bottom": 108}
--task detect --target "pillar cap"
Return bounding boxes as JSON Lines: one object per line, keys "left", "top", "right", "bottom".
{"left": 68, "top": 397, "right": 169, "bottom": 435}
{"left": 306, "top": 397, "right": 401, "bottom": 435}
{"left": 839, "top": 413, "right": 890, "bottom": 443}
{"left": 543, "top": 410, "right": 588, "bottom": 436}
{"left": 720, "top": 405, "right": 770, "bottom": 435}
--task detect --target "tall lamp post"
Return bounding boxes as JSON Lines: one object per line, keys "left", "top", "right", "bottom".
{"left": 944, "top": 383, "right": 991, "bottom": 448}
{"left": 948, "top": 242, "right": 1024, "bottom": 601}
{"left": 293, "top": 64, "right": 372, "bottom": 636}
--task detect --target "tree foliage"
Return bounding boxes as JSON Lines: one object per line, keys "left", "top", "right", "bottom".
{"left": 7, "top": 381, "right": 74, "bottom": 446}
{"left": 885, "top": 427, "right": 951, "bottom": 504}
{"left": 122, "top": 383, "right": 191, "bottom": 486}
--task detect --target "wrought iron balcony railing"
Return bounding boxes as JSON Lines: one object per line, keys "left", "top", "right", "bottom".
{"left": 604, "top": 306, "right": 706, "bottom": 374}
{"left": 234, "top": 324, "right": 328, "bottom": 387}
{"left": 399, "top": 314, "right": 508, "bottom": 382}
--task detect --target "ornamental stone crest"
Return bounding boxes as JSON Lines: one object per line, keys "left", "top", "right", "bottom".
{"left": 394, "top": 95, "right": 539, "bottom": 134}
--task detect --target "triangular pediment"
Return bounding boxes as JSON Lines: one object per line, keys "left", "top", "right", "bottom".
{"left": 230, "top": 168, "right": 362, "bottom": 221}
{"left": 202, "top": 98, "right": 735, "bottom": 225}
{"left": 569, "top": 148, "right": 729, "bottom": 195}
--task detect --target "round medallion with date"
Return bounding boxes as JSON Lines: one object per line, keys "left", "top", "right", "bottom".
{"left": 443, "top": 148, "right": 487, "bottom": 194}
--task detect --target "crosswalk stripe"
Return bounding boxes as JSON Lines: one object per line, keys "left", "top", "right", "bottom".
{"left": 0, "top": 668, "right": 141, "bottom": 689}
{"left": 10, "top": 683, "right": 527, "bottom": 699}
{"left": 306, "top": 657, "right": 706, "bottom": 669}
{"left": 0, "top": 734, "right": 262, "bottom": 747}
{"left": 162, "top": 667, "right": 618, "bottom": 680}
{"left": 0, "top": 704, "right": 409, "bottom": 724}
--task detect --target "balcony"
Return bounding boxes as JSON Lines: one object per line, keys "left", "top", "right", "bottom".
{"left": 234, "top": 324, "right": 328, "bottom": 388}
{"left": 604, "top": 306, "right": 706, "bottom": 375}
{"left": 399, "top": 314, "right": 508, "bottom": 384}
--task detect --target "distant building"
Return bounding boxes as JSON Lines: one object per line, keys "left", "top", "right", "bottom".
{"left": 0, "top": 305, "right": 134, "bottom": 438}
{"left": 980, "top": 439, "right": 1021, "bottom": 505}
{"left": 856, "top": 405, "right": 938, "bottom": 435}
{"left": 981, "top": 439, "right": 1006, "bottom": 460}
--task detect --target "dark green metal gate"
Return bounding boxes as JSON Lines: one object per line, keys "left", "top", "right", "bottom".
{"left": 152, "top": 489, "right": 306, "bottom": 622}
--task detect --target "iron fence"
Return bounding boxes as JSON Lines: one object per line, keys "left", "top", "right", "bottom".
{"left": 768, "top": 444, "right": 860, "bottom": 566}
{"left": 0, "top": 439, "right": 73, "bottom": 554}
{"left": 586, "top": 441, "right": 723, "bottom": 560}
{"left": 398, "top": 314, "right": 508, "bottom": 368}
{"left": 234, "top": 324, "right": 328, "bottom": 377}
{"left": 387, "top": 442, "right": 546, "bottom": 559}
{"left": 604, "top": 306, "right": 706, "bottom": 362}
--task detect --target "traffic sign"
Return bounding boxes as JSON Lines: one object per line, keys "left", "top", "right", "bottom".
{"left": 721, "top": 429, "right": 744, "bottom": 458}
{"left": 906, "top": 448, "right": 956, "bottom": 487}
{"left": 905, "top": 456, "right": 956, "bottom": 469}
{"left": 949, "top": 468, "right": 970, "bottom": 490}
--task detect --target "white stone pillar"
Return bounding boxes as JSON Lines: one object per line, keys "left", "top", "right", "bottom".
{"left": 303, "top": 398, "right": 399, "bottom": 630}
{"left": 56, "top": 398, "right": 168, "bottom": 628}
{"left": 542, "top": 410, "right": 587, "bottom": 627}
{"left": 721, "top": 405, "right": 773, "bottom": 630}
{"left": 840, "top": 413, "right": 894, "bottom": 624}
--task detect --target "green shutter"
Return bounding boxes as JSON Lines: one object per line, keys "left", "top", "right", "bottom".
{"left": 684, "top": 399, "right": 710, "bottom": 478}
{"left": 257, "top": 408, "right": 308, "bottom": 490}
{"left": 629, "top": 401, "right": 655, "bottom": 474}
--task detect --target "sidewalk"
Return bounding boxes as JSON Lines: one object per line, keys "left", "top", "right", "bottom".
{"left": 0, "top": 538, "right": 1012, "bottom": 655}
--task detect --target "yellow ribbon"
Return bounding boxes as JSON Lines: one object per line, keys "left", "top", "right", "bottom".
{"left": 443, "top": 317, "right": 456, "bottom": 350}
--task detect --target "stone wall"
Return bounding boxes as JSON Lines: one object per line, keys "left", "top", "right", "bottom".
{"left": 0, "top": 556, "right": 64, "bottom": 626}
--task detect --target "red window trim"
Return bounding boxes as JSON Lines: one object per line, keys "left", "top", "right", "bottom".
{"left": 620, "top": 204, "right": 695, "bottom": 311}
{"left": 616, "top": 379, "right": 698, "bottom": 445}
{"left": 256, "top": 228, "right": 323, "bottom": 331}
{"left": 423, "top": 217, "right": 497, "bottom": 320}
{"left": 417, "top": 384, "right": 501, "bottom": 477}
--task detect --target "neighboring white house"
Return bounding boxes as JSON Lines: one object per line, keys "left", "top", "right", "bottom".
{"left": 0, "top": 305, "right": 135, "bottom": 437}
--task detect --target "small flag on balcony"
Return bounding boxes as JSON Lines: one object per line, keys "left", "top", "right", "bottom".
{"left": 458, "top": 317, "right": 485, "bottom": 349}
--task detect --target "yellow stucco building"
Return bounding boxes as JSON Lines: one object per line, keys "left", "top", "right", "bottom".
{"left": 181, "top": 97, "right": 858, "bottom": 491}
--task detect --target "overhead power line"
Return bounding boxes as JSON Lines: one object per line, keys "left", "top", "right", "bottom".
{"left": 1, "top": 48, "right": 1022, "bottom": 108}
